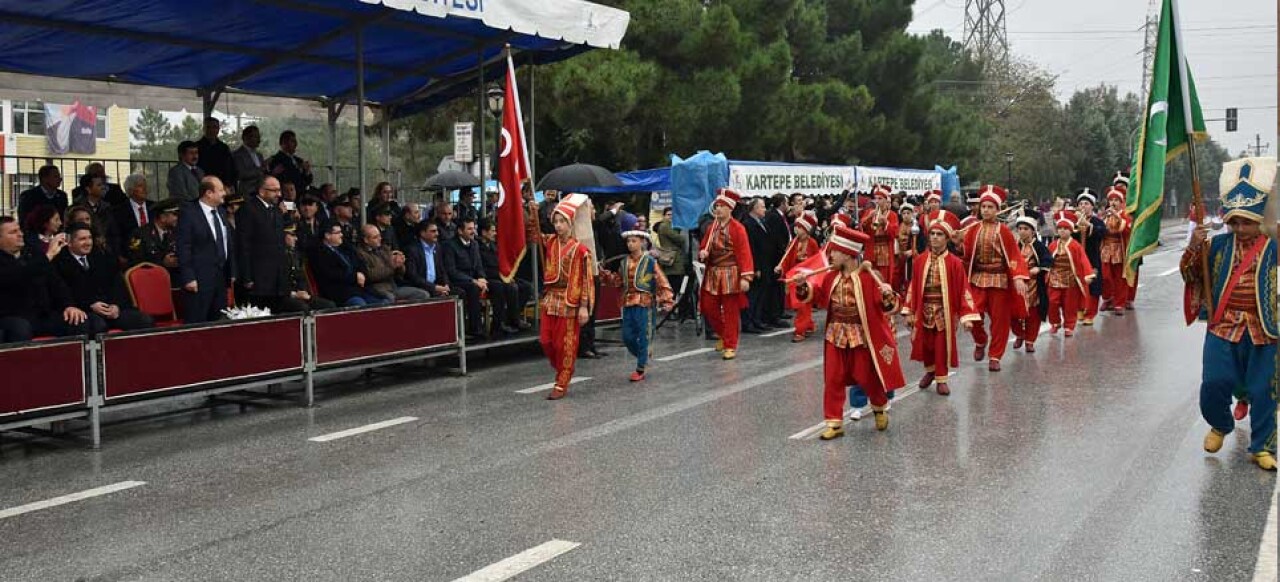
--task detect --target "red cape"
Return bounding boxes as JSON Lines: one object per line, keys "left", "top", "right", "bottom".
{"left": 902, "top": 251, "right": 980, "bottom": 368}
{"left": 1048, "top": 238, "right": 1095, "bottom": 297}
{"left": 805, "top": 268, "right": 906, "bottom": 392}
{"left": 963, "top": 221, "right": 1030, "bottom": 318}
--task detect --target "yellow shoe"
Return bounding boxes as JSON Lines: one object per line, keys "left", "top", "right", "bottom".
{"left": 1203, "top": 428, "right": 1225, "bottom": 453}
{"left": 1081, "top": 318, "right": 1094, "bottom": 326}
{"left": 722, "top": 349, "right": 736, "bottom": 360}
{"left": 715, "top": 340, "right": 725, "bottom": 352}
{"left": 1251, "top": 452, "right": 1278, "bottom": 471}
{"left": 819, "top": 425, "right": 844, "bottom": 440}
{"left": 874, "top": 411, "right": 889, "bottom": 431}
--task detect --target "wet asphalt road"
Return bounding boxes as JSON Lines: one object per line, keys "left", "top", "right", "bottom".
{"left": 0, "top": 232, "right": 1275, "bottom": 581}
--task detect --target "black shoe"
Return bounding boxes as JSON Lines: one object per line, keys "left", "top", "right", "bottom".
{"left": 579, "top": 350, "right": 598, "bottom": 359}
{"left": 743, "top": 326, "right": 764, "bottom": 334}
{"left": 765, "top": 320, "right": 786, "bottom": 329}
{"left": 515, "top": 319, "right": 532, "bottom": 330}
{"left": 499, "top": 324, "right": 520, "bottom": 334}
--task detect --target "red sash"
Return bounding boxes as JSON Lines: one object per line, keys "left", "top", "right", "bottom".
{"left": 1210, "top": 237, "right": 1267, "bottom": 325}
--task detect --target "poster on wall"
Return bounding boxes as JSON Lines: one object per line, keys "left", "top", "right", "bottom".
{"left": 45, "top": 101, "right": 96, "bottom": 155}
{"left": 854, "top": 166, "right": 941, "bottom": 196}
{"left": 727, "top": 163, "right": 855, "bottom": 198}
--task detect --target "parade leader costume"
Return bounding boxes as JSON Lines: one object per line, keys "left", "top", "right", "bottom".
{"left": 1181, "top": 157, "right": 1276, "bottom": 471}
{"left": 777, "top": 211, "right": 821, "bottom": 342}
{"left": 902, "top": 210, "right": 979, "bottom": 396}
{"left": 795, "top": 224, "right": 905, "bottom": 439}
{"left": 962, "top": 184, "right": 1030, "bottom": 371}
{"left": 699, "top": 188, "right": 755, "bottom": 360}
{"left": 538, "top": 193, "right": 597, "bottom": 401}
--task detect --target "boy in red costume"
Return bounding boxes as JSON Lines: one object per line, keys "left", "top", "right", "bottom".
{"left": 1046, "top": 210, "right": 1096, "bottom": 337}
{"left": 902, "top": 210, "right": 979, "bottom": 396}
{"left": 699, "top": 188, "right": 755, "bottom": 360}
{"left": 775, "top": 211, "right": 820, "bottom": 342}
{"left": 538, "top": 194, "right": 597, "bottom": 400}
{"left": 859, "top": 184, "right": 899, "bottom": 287}
{"left": 962, "top": 185, "right": 1031, "bottom": 371}
{"left": 793, "top": 224, "right": 906, "bottom": 439}
{"left": 1100, "top": 187, "right": 1133, "bottom": 314}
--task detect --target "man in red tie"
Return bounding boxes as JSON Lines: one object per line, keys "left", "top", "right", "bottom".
{"left": 114, "top": 173, "right": 154, "bottom": 247}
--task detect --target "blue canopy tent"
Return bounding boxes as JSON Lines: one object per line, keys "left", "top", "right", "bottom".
{"left": 575, "top": 168, "right": 672, "bottom": 195}
{"left": 0, "top": 0, "right": 629, "bottom": 195}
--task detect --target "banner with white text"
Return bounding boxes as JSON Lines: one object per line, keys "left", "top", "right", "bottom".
{"left": 854, "top": 166, "right": 941, "bottom": 196}
{"left": 727, "top": 163, "right": 855, "bottom": 198}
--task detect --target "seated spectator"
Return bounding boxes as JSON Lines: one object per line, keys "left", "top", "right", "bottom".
{"left": 73, "top": 173, "right": 120, "bottom": 256}
{"left": 167, "top": 140, "right": 204, "bottom": 202}
{"left": 71, "top": 163, "right": 127, "bottom": 208}
{"left": 309, "top": 221, "right": 388, "bottom": 308}
{"left": 23, "top": 205, "right": 63, "bottom": 257}
{"left": 393, "top": 202, "right": 422, "bottom": 250}
{"left": 315, "top": 182, "right": 338, "bottom": 222}
{"left": 275, "top": 221, "right": 336, "bottom": 313}
{"left": 18, "top": 165, "right": 69, "bottom": 225}
{"left": 113, "top": 173, "right": 154, "bottom": 245}
{"left": 367, "top": 181, "right": 401, "bottom": 225}
{"left": 456, "top": 188, "right": 479, "bottom": 229}
{"left": 367, "top": 203, "right": 400, "bottom": 252}
{"left": 53, "top": 223, "right": 153, "bottom": 333}
{"left": 0, "top": 216, "right": 92, "bottom": 343}
{"left": 444, "top": 218, "right": 489, "bottom": 339}
{"left": 401, "top": 220, "right": 452, "bottom": 298}
{"left": 477, "top": 217, "right": 532, "bottom": 335}
{"left": 354, "top": 225, "right": 429, "bottom": 303}
{"left": 64, "top": 204, "right": 111, "bottom": 254}
{"left": 432, "top": 201, "right": 458, "bottom": 242}
{"left": 344, "top": 188, "right": 364, "bottom": 224}
{"left": 295, "top": 196, "right": 323, "bottom": 254}
{"left": 127, "top": 198, "right": 181, "bottom": 283}
{"left": 330, "top": 194, "right": 358, "bottom": 247}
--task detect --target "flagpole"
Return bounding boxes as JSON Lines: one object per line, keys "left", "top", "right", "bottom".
{"left": 1168, "top": 0, "right": 1212, "bottom": 304}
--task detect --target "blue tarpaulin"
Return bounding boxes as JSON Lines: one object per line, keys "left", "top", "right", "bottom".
{"left": 669, "top": 151, "right": 728, "bottom": 230}
{"left": 577, "top": 168, "right": 671, "bottom": 194}
{"left": 0, "top": 0, "right": 629, "bottom": 112}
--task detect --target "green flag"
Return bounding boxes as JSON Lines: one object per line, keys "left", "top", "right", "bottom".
{"left": 1125, "top": 0, "right": 1207, "bottom": 283}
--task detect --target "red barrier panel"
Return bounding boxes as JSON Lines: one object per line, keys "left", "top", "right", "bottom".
{"left": 102, "top": 318, "right": 304, "bottom": 400}
{"left": 596, "top": 284, "right": 622, "bottom": 323}
{"left": 314, "top": 300, "right": 458, "bottom": 367}
{"left": 0, "top": 340, "right": 85, "bottom": 417}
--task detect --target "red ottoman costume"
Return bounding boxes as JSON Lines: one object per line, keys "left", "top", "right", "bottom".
{"left": 700, "top": 188, "right": 755, "bottom": 359}
{"left": 901, "top": 210, "right": 979, "bottom": 395}
{"left": 777, "top": 212, "right": 820, "bottom": 341}
{"left": 1047, "top": 210, "right": 1096, "bottom": 336}
{"left": 1100, "top": 187, "right": 1133, "bottom": 313}
{"left": 538, "top": 194, "right": 596, "bottom": 400}
{"left": 859, "top": 184, "right": 899, "bottom": 287}
{"left": 962, "top": 184, "right": 1030, "bottom": 370}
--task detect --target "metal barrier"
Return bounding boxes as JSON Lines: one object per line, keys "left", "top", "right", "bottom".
{"left": 0, "top": 298, "right": 463, "bottom": 448}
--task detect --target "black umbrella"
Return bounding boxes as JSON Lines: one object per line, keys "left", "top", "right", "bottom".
{"left": 421, "top": 170, "right": 481, "bottom": 190}
{"left": 536, "top": 163, "right": 622, "bottom": 192}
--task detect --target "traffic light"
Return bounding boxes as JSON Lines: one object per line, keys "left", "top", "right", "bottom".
{"left": 1226, "top": 108, "right": 1238, "bottom": 132}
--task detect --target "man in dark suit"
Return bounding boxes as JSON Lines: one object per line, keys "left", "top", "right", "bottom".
{"left": 167, "top": 141, "right": 204, "bottom": 202}
{"left": 443, "top": 218, "right": 489, "bottom": 339}
{"left": 70, "top": 163, "right": 128, "bottom": 208}
{"left": 53, "top": 223, "right": 153, "bottom": 333}
{"left": 235, "top": 176, "right": 288, "bottom": 311}
{"left": 477, "top": 217, "right": 530, "bottom": 334}
{"left": 18, "top": 165, "right": 68, "bottom": 226}
{"left": 176, "top": 176, "right": 236, "bottom": 323}
{"left": 392, "top": 203, "right": 421, "bottom": 251}
{"left": 743, "top": 197, "right": 772, "bottom": 333}
{"left": 0, "top": 217, "right": 94, "bottom": 343}
{"left": 402, "top": 220, "right": 452, "bottom": 298}
{"left": 113, "top": 173, "right": 154, "bottom": 248}
{"left": 197, "top": 117, "right": 236, "bottom": 190}
{"left": 308, "top": 221, "right": 386, "bottom": 307}
{"left": 764, "top": 193, "right": 797, "bottom": 324}
{"left": 267, "top": 130, "right": 314, "bottom": 192}
{"left": 295, "top": 196, "right": 324, "bottom": 254}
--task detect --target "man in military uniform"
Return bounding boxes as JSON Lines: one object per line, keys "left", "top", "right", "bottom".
{"left": 127, "top": 198, "right": 181, "bottom": 285}
{"left": 277, "top": 220, "right": 336, "bottom": 313}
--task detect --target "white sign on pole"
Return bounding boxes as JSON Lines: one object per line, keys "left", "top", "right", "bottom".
{"left": 454, "top": 122, "right": 474, "bottom": 163}
{"left": 855, "top": 166, "right": 941, "bottom": 196}
{"left": 727, "top": 164, "right": 856, "bottom": 197}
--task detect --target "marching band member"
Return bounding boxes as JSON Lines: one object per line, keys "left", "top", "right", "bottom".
{"left": 618, "top": 230, "right": 674, "bottom": 382}
{"left": 1100, "top": 187, "right": 1133, "bottom": 314}
{"left": 538, "top": 194, "right": 597, "bottom": 401}
{"left": 699, "top": 188, "right": 755, "bottom": 360}
{"left": 901, "top": 210, "right": 978, "bottom": 396}
{"left": 775, "top": 211, "right": 821, "bottom": 342}
{"left": 895, "top": 203, "right": 920, "bottom": 295}
{"left": 859, "top": 184, "right": 899, "bottom": 287}
{"left": 962, "top": 185, "right": 1030, "bottom": 371}
{"left": 1047, "top": 210, "right": 1095, "bottom": 337}
{"left": 1073, "top": 188, "right": 1107, "bottom": 325}
{"left": 1012, "top": 214, "right": 1051, "bottom": 352}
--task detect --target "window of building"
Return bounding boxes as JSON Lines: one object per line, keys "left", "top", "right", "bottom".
{"left": 11, "top": 100, "right": 44, "bottom": 136}
{"left": 96, "top": 107, "right": 108, "bottom": 139}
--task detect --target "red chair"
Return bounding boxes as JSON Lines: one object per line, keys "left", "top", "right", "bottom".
{"left": 125, "top": 263, "right": 182, "bottom": 327}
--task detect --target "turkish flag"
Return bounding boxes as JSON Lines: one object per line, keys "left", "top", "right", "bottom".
{"left": 784, "top": 249, "right": 830, "bottom": 305}
{"left": 497, "top": 53, "right": 532, "bottom": 283}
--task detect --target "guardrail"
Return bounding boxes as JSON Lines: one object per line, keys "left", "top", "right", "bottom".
{"left": 0, "top": 298, "right": 463, "bottom": 448}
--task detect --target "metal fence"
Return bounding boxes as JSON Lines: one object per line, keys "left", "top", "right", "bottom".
{"left": 1, "top": 154, "right": 403, "bottom": 216}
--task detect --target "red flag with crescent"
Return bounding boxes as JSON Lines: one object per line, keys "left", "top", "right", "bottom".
{"left": 497, "top": 51, "right": 531, "bottom": 283}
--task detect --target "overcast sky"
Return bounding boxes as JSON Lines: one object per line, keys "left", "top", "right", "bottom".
{"left": 908, "top": 0, "right": 1276, "bottom": 157}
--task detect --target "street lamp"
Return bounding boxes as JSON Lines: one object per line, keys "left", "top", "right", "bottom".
{"left": 1004, "top": 152, "right": 1014, "bottom": 195}
{"left": 486, "top": 83, "right": 504, "bottom": 184}
{"left": 486, "top": 84, "right": 504, "bottom": 117}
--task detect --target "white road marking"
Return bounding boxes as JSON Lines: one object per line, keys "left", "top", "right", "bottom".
{"left": 451, "top": 539, "right": 581, "bottom": 582}
{"left": 762, "top": 328, "right": 794, "bottom": 338}
{"left": 0, "top": 481, "right": 146, "bottom": 520}
{"left": 515, "top": 377, "right": 592, "bottom": 394}
{"left": 1157, "top": 267, "right": 1180, "bottom": 277}
{"left": 1136, "top": 284, "right": 1145, "bottom": 289}
{"left": 1254, "top": 479, "right": 1279, "bottom": 582}
{"left": 307, "top": 417, "right": 418, "bottom": 442}
{"left": 655, "top": 348, "right": 716, "bottom": 362}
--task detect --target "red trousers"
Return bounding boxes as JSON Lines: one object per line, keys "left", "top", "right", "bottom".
{"left": 793, "top": 303, "right": 815, "bottom": 337}
{"left": 1101, "top": 262, "right": 1134, "bottom": 309}
{"left": 969, "top": 286, "right": 1013, "bottom": 361}
{"left": 701, "top": 291, "right": 743, "bottom": 350}
{"left": 1011, "top": 308, "right": 1042, "bottom": 346}
{"left": 917, "top": 326, "right": 952, "bottom": 382}
{"left": 1081, "top": 288, "right": 1099, "bottom": 320}
{"left": 539, "top": 313, "right": 582, "bottom": 388}
{"left": 1048, "top": 287, "right": 1080, "bottom": 331}
{"left": 824, "top": 342, "right": 889, "bottom": 423}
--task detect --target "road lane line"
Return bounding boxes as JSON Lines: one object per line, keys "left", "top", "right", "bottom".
{"left": 761, "top": 328, "right": 794, "bottom": 338}
{"left": 1157, "top": 267, "right": 1180, "bottom": 277}
{"left": 0, "top": 481, "right": 146, "bottom": 520}
{"left": 1254, "top": 480, "right": 1279, "bottom": 582}
{"left": 515, "top": 377, "right": 592, "bottom": 394}
{"left": 451, "top": 539, "right": 581, "bottom": 582}
{"left": 307, "top": 417, "right": 418, "bottom": 442}
{"left": 655, "top": 348, "right": 716, "bottom": 362}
